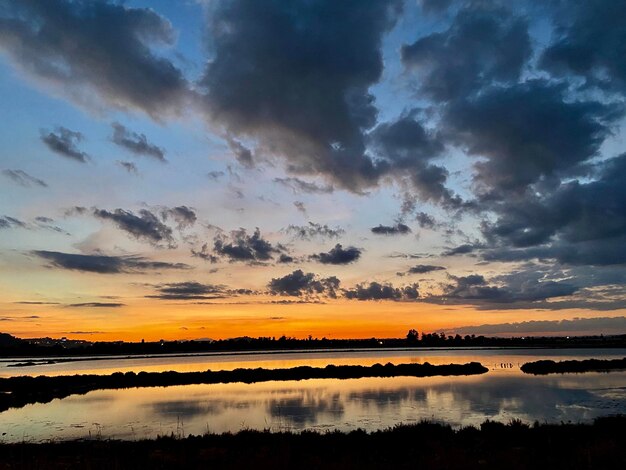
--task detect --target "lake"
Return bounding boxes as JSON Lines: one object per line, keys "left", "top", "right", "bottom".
{"left": 1, "top": 348, "right": 625, "bottom": 442}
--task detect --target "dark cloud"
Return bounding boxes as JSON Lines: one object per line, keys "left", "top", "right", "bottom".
{"left": 273, "top": 177, "right": 334, "bottom": 194}
{"left": 480, "top": 154, "right": 626, "bottom": 266}
{"left": 226, "top": 137, "right": 254, "bottom": 169}
{"left": 63, "top": 206, "right": 88, "bottom": 217}
{"left": 2, "top": 169, "right": 47, "bottom": 187}
{"left": 160, "top": 206, "right": 197, "bottom": 229}
{"left": 207, "top": 170, "right": 226, "bottom": 181}
{"left": 540, "top": 0, "right": 626, "bottom": 95}
{"left": 32, "top": 250, "right": 190, "bottom": 274}
{"left": 444, "top": 80, "right": 619, "bottom": 195}
{"left": 415, "top": 212, "right": 436, "bottom": 229}
{"left": 284, "top": 222, "right": 345, "bottom": 240}
{"left": 419, "top": 0, "right": 453, "bottom": 15}
{"left": 0, "top": 0, "right": 190, "bottom": 117}
{"left": 454, "top": 316, "right": 626, "bottom": 336}
{"left": 93, "top": 208, "right": 175, "bottom": 247}
{"left": 368, "top": 114, "right": 463, "bottom": 206}
{"left": 191, "top": 243, "right": 219, "bottom": 263}
{"left": 66, "top": 302, "right": 125, "bottom": 308}
{"left": 310, "top": 243, "right": 361, "bottom": 265}
{"left": 402, "top": 5, "right": 531, "bottom": 102}
{"left": 33, "top": 216, "right": 68, "bottom": 235}
{"left": 202, "top": 0, "right": 402, "bottom": 193}
{"left": 441, "top": 243, "right": 481, "bottom": 257}
{"left": 112, "top": 123, "right": 166, "bottom": 161}
{"left": 40, "top": 127, "right": 88, "bottom": 162}
{"left": 148, "top": 282, "right": 227, "bottom": 300}
{"left": 213, "top": 228, "right": 283, "bottom": 263}
{"left": 371, "top": 223, "right": 411, "bottom": 235}
{"left": 293, "top": 201, "right": 307, "bottom": 215}
{"left": 268, "top": 269, "right": 339, "bottom": 298}
{"left": 117, "top": 161, "right": 138, "bottom": 174}
{"left": 424, "top": 272, "right": 578, "bottom": 306}
{"left": 0, "top": 215, "right": 27, "bottom": 229}
{"left": 343, "top": 281, "right": 419, "bottom": 301}
{"left": 277, "top": 253, "right": 295, "bottom": 264}
{"left": 408, "top": 264, "right": 446, "bottom": 274}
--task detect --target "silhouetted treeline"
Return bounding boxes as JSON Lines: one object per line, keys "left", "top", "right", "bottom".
{"left": 1, "top": 332, "right": 625, "bottom": 358}
{"left": 0, "top": 416, "right": 624, "bottom": 469}
{"left": 521, "top": 357, "right": 626, "bottom": 375}
{"left": 0, "top": 361, "right": 488, "bottom": 413}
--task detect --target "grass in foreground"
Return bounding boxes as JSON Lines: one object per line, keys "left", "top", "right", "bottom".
{"left": 0, "top": 416, "right": 624, "bottom": 469}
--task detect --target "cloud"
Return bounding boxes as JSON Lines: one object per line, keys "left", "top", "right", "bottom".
{"left": 0, "top": 0, "right": 190, "bottom": 117}
{"left": 293, "top": 201, "right": 307, "bottom": 215}
{"left": 201, "top": 0, "right": 402, "bottom": 193}
{"left": 402, "top": 5, "right": 531, "bottom": 102}
{"left": 423, "top": 272, "right": 578, "bottom": 306}
{"left": 32, "top": 250, "right": 190, "bottom": 274}
{"left": 93, "top": 208, "right": 175, "bottom": 247}
{"left": 310, "top": 243, "right": 361, "bottom": 265}
{"left": 117, "top": 161, "right": 138, "bottom": 174}
{"left": 213, "top": 228, "right": 283, "bottom": 263}
{"left": 111, "top": 122, "right": 166, "bottom": 161}
{"left": 343, "top": 281, "right": 419, "bottom": 301}
{"left": 273, "top": 177, "right": 334, "bottom": 194}
{"left": 207, "top": 170, "right": 225, "bottom": 181}
{"left": 0, "top": 215, "right": 27, "bottom": 229}
{"left": 371, "top": 223, "right": 411, "bottom": 235}
{"left": 480, "top": 154, "right": 626, "bottom": 266}
{"left": 2, "top": 169, "right": 47, "bottom": 187}
{"left": 540, "top": 0, "right": 626, "bottom": 95}
{"left": 148, "top": 282, "right": 227, "bottom": 300}
{"left": 66, "top": 302, "right": 125, "bottom": 308}
{"left": 407, "top": 264, "right": 446, "bottom": 274}
{"left": 40, "top": 127, "right": 89, "bottom": 162}
{"left": 160, "top": 206, "right": 197, "bottom": 230}
{"left": 453, "top": 317, "right": 626, "bottom": 336}
{"left": 415, "top": 212, "right": 436, "bottom": 229}
{"left": 191, "top": 243, "right": 219, "bottom": 263}
{"left": 441, "top": 243, "right": 481, "bottom": 257}
{"left": 268, "top": 269, "right": 339, "bottom": 298}
{"left": 443, "top": 80, "right": 619, "bottom": 195}
{"left": 284, "top": 222, "right": 345, "bottom": 240}
{"left": 226, "top": 137, "right": 254, "bottom": 168}
{"left": 367, "top": 114, "right": 461, "bottom": 205}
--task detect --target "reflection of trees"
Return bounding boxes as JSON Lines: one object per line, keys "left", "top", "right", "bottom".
{"left": 267, "top": 392, "right": 344, "bottom": 425}
{"left": 151, "top": 399, "right": 251, "bottom": 420}
{"left": 347, "top": 388, "right": 427, "bottom": 410}
{"left": 414, "top": 376, "right": 618, "bottom": 423}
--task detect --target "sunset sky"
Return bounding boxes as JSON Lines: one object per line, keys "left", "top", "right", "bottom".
{"left": 1, "top": 0, "right": 625, "bottom": 341}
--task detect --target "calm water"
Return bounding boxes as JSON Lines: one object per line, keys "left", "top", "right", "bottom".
{"left": 0, "top": 348, "right": 625, "bottom": 442}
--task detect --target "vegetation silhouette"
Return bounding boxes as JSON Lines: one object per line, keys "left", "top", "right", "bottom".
{"left": 2, "top": 331, "right": 625, "bottom": 359}
{"left": 521, "top": 357, "right": 626, "bottom": 375}
{"left": 0, "top": 416, "right": 623, "bottom": 469}
{"left": 0, "top": 361, "right": 488, "bottom": 412}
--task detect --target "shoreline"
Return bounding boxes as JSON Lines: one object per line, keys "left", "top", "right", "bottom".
{"left": 0, "top": 361, "right": 488, "bottom": 413}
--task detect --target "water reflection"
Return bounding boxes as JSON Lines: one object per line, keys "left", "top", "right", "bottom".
{"left": 1, "top": 371, "right": 625, "bottom": 442}
{"left": 268, "top": 392, "right": 344, "bottom": 425}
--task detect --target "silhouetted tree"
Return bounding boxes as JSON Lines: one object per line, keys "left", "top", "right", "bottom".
{"left": 406, "top": 329, "right": 419, "bottom": 344}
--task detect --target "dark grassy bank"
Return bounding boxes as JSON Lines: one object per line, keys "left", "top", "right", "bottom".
{"left": 0, "top": 361, "right": 487, "bottom": 412}
{"left": 1, "top": 417, "right": 624, "bottom": 470}
{"left": 521, "top": 357, "right": 626, "bottom": 375}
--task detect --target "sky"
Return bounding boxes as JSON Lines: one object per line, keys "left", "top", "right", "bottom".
{"left": 1, "top": 0, "right": 625, "bottom": 341}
